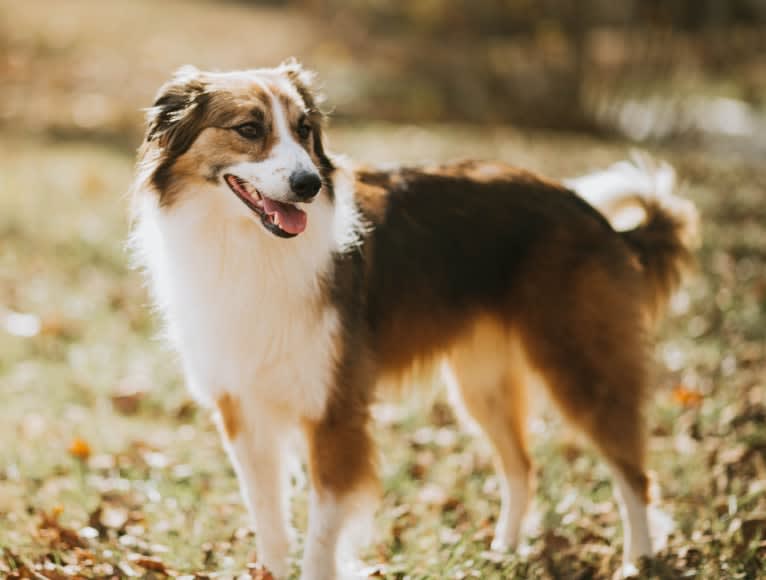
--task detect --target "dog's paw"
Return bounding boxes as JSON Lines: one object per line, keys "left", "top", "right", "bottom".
{"left": 490, "top": 535, "right": 518, "bottom": 553}
{"left": 256, "top": 538, "right": 291, "bottom": 579}
{"left": 613, "top": 559, "right": 651, "bottom": 580}
{"left": 490, "top": 520, "right": 520, "bottom": 553}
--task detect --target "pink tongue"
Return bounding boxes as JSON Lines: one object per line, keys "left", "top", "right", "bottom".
{"left": 262, "top": 197, "right": 307, "bottom": 235}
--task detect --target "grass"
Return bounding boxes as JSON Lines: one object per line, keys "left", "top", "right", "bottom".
{"left": 0, "top": 126, "right": 765, "bottom": 579}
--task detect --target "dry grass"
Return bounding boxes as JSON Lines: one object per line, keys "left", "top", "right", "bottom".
{"left": 1, "top": 128, "right": 764, "bottom": 578}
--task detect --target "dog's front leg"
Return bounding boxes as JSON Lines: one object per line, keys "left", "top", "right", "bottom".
{"left": 301, "top": 409, "right": 380, "bottom": 580}
{"left": 215, "top": 393, "right": 292, "bottom": 578}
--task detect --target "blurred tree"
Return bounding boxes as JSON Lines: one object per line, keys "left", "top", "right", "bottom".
{"left": 296, "top": 0, "right": 766, "bottom": 134}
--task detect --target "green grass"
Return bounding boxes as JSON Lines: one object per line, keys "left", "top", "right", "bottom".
{"left": 1, "top": 129, "right": 765, "bottom": 579}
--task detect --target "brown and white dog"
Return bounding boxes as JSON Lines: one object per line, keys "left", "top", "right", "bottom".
{"left": 130, "top": 61, "right": 698, "bottom": 579}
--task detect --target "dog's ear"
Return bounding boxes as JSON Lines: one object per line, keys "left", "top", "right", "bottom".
{"left": 279, "top": 58, "right": 324, "bottom": 113}
{"left": 145, "top": 65, "right": 209, "bottom": 156}
{"left": 279, "top": 58, "right": 335, "bottom": 173}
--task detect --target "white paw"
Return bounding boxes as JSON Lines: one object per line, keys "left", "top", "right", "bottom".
{"left": 618, "top": 561, "right": 640, "bottom": 579}
{"left": 490, "top": 534, "right": 517, "bottom": 553}
{"left": 258, "top": 539, "right": 291, "bottom": 578}
{"left": 490, "top": 518, "right": 521, "bottom": 553}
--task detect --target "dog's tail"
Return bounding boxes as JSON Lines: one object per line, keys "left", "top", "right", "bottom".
{"left": 566, "top": 154, "right": 700, "bottom": 321}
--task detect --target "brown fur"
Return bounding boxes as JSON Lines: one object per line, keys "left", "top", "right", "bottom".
{"left": 318, "top": 160, "right": 694, "bottom": 503}
{"left": 446, "top": 318, "right": 532, "bottom": 490}
{"left": 622, "top": 197, "right": 697, "bottom": 323}
{"left": 216, "top": 392, "right": 242, "bottom": 440}
{"left": 136, "top": 65, "right": 334, "bottom": 208}
{"left": 135, "top": 64, "right": 697, "bottom": 570}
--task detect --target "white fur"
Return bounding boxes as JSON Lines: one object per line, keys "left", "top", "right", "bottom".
{"left": 302, "top": 491, "right": 344, "bottom": 580}
{"left": 567, "top": 153, "right": 700, "bottom": 273}
{"left": 132, "top": 89, "right": 362, "bottom": 578}
{"left": 228, "top": 91, "right": 318, "bottom": 204}
{"left": 566, "top": 152, "right": 681, "bottom": 231}
{"left": 135, "top": 190, "right": 340, "bottom": 416}
{"left": 610, "top": 465, "right": 652, "bottom": 576}
{"left": 440, "top": 322, "right": 533, "bottom": 555}
{"left": 301, "top": 487, "right": 378, "bottom": 580}
{"left": 133, "top": 75, "right": 673, "bottom": 577}
{"left": 133, "top": 93, "right": 350, "bottom": 413}
{"left": 565, "top": 154, "right": 675, "bottom": 208}
{"left": 219, "top": 408, "right": 293, "bottom": 578}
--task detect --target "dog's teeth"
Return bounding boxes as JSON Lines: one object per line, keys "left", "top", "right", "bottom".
{"left": 273, "top": 214, "right": 280, "bottom": 226}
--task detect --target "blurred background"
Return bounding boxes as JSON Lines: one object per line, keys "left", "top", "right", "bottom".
{"left": 1, "top": 1, "right": 765, "bottom": 578}
{"left": 3, "top": 0, "right": 766, "bottom": 150}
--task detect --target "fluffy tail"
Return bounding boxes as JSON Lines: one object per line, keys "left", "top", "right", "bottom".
{"left": 566, "top": 154, "right": 700, "bottom": 321}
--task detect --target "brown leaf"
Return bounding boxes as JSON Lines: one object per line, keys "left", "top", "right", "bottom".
{"left": 1, "top": 548, "right": 33, "bottom": 578}
{"left": 40, "top": 314, "right": 75, "bottom": 338}
{"left": 740, "top": 517, "right": 766, "bottom": 547}
{"left": 132, "top": 556, "right": 169, "bottom": 574}
{"left": 111, "top": 390, "right": 144, "bottom": 415}
{"left": 87, "top": 506, "right": 107, "bottom": 538}
{"left": 543, "top": 530, "right": 571, "bottom": 553}
{"left": 38, "top": 509, "right": 88, "bottom": 550}
{"left": 175, "top": 399, "right": 198, "bottom": 420}
{"left": 247, "top": 563, "right": 275, "bottom": 580}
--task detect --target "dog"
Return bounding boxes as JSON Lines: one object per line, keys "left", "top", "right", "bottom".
{"left": 129, "top": 60, "right": 698, "bottom": 579}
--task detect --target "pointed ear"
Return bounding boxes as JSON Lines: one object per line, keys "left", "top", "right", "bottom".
{"left": 278, "top": 58, "right": 325, "bottom": 116}
{"left": 145, "top": 65, "right": 209, "bottom": 155}
{"left": 279, "top": 59, "right": 335, "bottom": 174}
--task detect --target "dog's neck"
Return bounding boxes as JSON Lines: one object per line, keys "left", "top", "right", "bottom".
{"left": 133, "top": 157, "right": 362, "bottom": 304}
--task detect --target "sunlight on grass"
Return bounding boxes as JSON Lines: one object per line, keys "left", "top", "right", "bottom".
{"left": 1, "top": 133, "right": 765, "bottom": 578}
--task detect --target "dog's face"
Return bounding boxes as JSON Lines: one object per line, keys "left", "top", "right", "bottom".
{"left": 143, "top": 61, "right": 334, "bottom": 238}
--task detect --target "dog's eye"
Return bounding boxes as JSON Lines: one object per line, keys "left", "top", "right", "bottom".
{"left": 234, "top": 122, "right": 264, "bottom": 140}
{"left": 297, "top": 119, "right": 312, "bottom": 140}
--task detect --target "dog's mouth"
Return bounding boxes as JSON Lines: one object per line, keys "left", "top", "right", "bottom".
{"left": 224, "top": 174, "right": 307, "bottom": 238}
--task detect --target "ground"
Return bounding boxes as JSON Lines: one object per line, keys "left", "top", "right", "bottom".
{"left": 1, "top": 0, "right": 765, "bottom": 578}
{"left": 1, "top": 126, "right": 765, "bottom": 579}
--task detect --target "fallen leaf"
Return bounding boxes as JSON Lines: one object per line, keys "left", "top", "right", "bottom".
{"left": 672, "top": 385, "right": 703, "bottom": 407}
{"left": 130, "top": 555, "right": 169, "bottom": 574}
{"left": 68, "top": 437, "right": 91, "bottom": 460}
{"left": 111, "top": 390, "right": 144, "bottom": 415}
{"left": 38, "top": 509, "right": 88, "bottom": 550}
{"left": 247, "top": 563, "right": 275, "bottom": 580}
{"left": 40, "top": 314, "right": 75, "bottom": 338}
{"left": 1, "top": 548, "right": 33, "bottom": 577}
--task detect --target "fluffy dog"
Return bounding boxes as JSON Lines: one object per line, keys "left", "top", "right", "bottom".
{"left": 130, "top": 61, "right": 698, "bottom": 579}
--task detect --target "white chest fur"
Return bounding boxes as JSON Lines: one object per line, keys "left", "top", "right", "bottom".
{"left": 133, "top": 195, "right": 341, "bottom": 421}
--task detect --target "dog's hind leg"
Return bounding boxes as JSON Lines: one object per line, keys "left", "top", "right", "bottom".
{"left": 443, "top": 319, "right": 532, "bottom": 552}
{"left": 552, "top": 376, "right": 652, "bottom": 575}
{"left": 521, "top": 294, "right": 653, "bottom": 575}
{"left": 215, "top": 393, "right": 292, "bottom": 578}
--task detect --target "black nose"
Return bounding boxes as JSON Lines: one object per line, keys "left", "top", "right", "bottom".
{"left": 289, "top": 170, "right": 322, "bottom": 200}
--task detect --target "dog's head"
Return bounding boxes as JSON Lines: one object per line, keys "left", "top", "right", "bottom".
{"left": 141, "top": 60, "right": 334, "bottom": 239}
